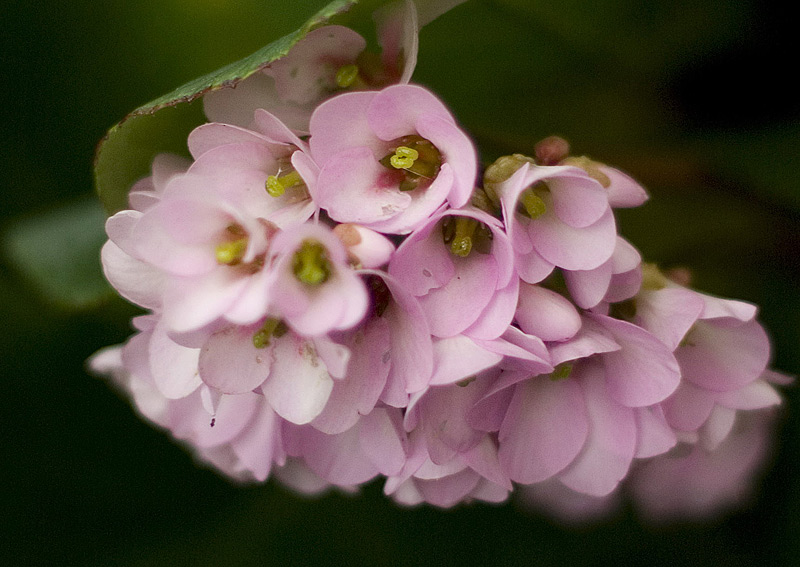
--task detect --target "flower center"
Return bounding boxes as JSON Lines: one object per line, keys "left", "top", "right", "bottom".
{"left": 549, "top": 363, "right": 573, "bottom": 381}
{"left": 379, "top": 135, "right": 442, "bottom": 192}
{"left": 252, "top": 317, "right": 287, "bottom": 349}
{"left": 215, "top": 224, "right": 249, "bottom": 265}
{"left": 389, "top": 146, "right": 419, "bottom": 170}
{"left": 519, "top": 186, "right": 548, "bottom": 219}
{"left": 266, "top": 170, "right": 303, "bottom": 198}
{"left": 335, "top": 64, "right": 361, "bottom": 88}
{"left": 441, "top": 216, "right": 493, "bottom": 258}
{"left": 292, "top": 239, "right": 332, "bottom": 285}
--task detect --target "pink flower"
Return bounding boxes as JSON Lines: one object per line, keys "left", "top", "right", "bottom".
{"left": 266, "top": 222, "right": 369, "bottom": 336}
{"left": 88, "top": 318, "right": 285, "bottom": 482}
{"left": 496, "top": 161, "right": 616, "bottom": 283}
{"left": 310, "top": 269, "right": 434, "bottom": 433}
{"left": 199, "top": 322, "right": 350, "bottom": 425}
{"left": 309, "top": 84, "right": 477, "bottom": 234}
{"left": 283, "top": 407, "right": 407, "bottom": 489}
{"left": 388, "top": 208, "right": 515, "bottom": 338}
{"left": 564, "top": 236, "right": 643, "bottom": 309}
{"left": 204, "top": 0, "right": 419, "bottom": 131}
{"left": 495, "top": 315, "right": 680, "bottom": 496}
{"left": 629, "top": 409, "right": 780, "bottom": 522}
{"left": 633, "top": 274, "right": 777, "bottom": 444}
{"left": 385, "top": 429, "right": 510, "bottom": 508}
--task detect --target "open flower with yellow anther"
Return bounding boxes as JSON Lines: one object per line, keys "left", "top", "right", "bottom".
{"left": 627, "top": 265, "right": 781, "bottom": 449}
{"left": 491, "top": 159, "right": 616, "bottom": 284}
{"left": 486, "top": 313, "right": 681, "bottom": 497}
{"left": 204, "top": 0, "right": 419, "bottom": 132}
{"left": 388, "top": 207, "right": 516, "bottom": 340}
{"left": 309, "top": 84, "right": 477, "bottom": 234}
{"left": 90, "top": 315, "right": 287, "bottom": 481}
{"left": 265, "top": 222, "right": 369, "bottom": 337}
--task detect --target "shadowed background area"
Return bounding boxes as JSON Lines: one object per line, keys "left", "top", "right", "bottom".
{"left": 2, "top": 1, "right": 799, "bottom": 565}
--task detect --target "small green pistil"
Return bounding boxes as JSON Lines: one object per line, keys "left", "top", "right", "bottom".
{"left": 389, "top": 146, "right": 419, "bottom": 170}
{"left": 519, "top": 188, "right": 547, "bottom": 219}
{"left": 215, "top": 237, "right": 248, "bottom": 265}
{"left": 252, "top": 318, "right": 287, "bottom": 349}
{"left": 266, "top": 170, "right": 303, "bottom": 197}
{"left": 335, "top": 64, "right": 360, "bottom": 88}
{"left": 550, "top": 363, "right": 573, "bottom": 381}
{"left": 293, "top": 240, "right": 331, "bottom": 285}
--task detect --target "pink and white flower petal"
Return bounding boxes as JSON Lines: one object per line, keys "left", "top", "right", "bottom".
{"left": 558, "top": 361, "right": 637, "bottom": 497}
{"left": 677, "top": 319, "right": 770, "bottom": 392}
{"left": 266, "top": 26, "right": 367, "bottom": 105}
{"left": 499, "top": 378, "right": 589, "bottom": 484}
{"left": 311, "top": 319, "right": 391, "bottom": 434}
{"left": 261, "top": 334, "right": 335, "bottom": 424}
{"left": 148, "top": 319, "right": 202, "bottom": 399}
{"left": 100, "top": 240, "right": 165, "bottom": 310}
{"left": 516, "top": 283, "right": 582, "bottom": 342}
{"left": 334, "top": 224, "right": 396, "bottom": 268}
{"left": 374, "top": 0, "right": 419, "bottom": 83}
{"left": 633, "top": 405, "right": 678, "bottom": 459}
{"left": 198, "top": 324, "right": 272, "bottom": 394}
{"left": 600, "top": 165, "right": 648, "bottom": 208}
{"left": 527, "top": 205, "right": 617, "bottom": 271}
{"left": 590, "top": 314, "right": 681, "bottom": 407}
{"left": 635, "top": 287, "right": 705, "bottom": 351}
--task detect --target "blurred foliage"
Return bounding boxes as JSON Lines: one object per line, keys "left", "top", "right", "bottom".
{"left": 2, "top": 0, "right": 799, "bottom": 565}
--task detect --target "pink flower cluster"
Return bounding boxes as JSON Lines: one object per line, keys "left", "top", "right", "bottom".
{"left": 91, "top": 1, "right": 788, "bottom": 518}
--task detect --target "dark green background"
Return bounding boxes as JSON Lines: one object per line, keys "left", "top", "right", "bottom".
{"left": 3, "top": 1, "right": 799, "bottom": 565}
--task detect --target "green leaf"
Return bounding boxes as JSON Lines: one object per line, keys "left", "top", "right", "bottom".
{"left": 94, "top": 0, "right": 386, "bottom": 215}
{"left": 3, "top": 198, "right": 113, "bottom": 310}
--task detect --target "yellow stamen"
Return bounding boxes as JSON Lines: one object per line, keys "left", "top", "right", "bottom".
{"left": 550, "top": 363, "right": 573, "bottom": 381}
{"left": 335, "top": 64, "right": 360, "bottom": 88}
{"left": 266, "top": 170, "right": 303, "bottom": 197}
{"left": 519, "top": 188, "right": 547, "bottom": 219}
{"left": 293, "top": 240, "right": 331, "bottom": 285}
{"left": 389, "top": 146, "right": 419, "bottom": 170}
{"left": 215, "top": 237, "right": 248, "bottom": 265}
{"left": 450, "top": 217, "right": 478, "bottom": 257}
{"left": 252, "top": 318, "right": 286, "bottom": 349}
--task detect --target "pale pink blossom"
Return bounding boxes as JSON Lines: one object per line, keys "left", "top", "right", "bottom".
{"left": 309, "top": 84, "right": 477, "bottom": 234}
{"left": 88, "top": 319, "right": 286, "bottom": 482}
{"left": 629, "top": 409, "right": 780, "bottom": 522}
{"left": 388, "top": 208, "right": 515, "bottom": 338}
{"left": 634, "top": 280, "right": 775, "bottom": 444}
{"left": 496, "top": 162, "right": 616, "bottom": 283}
{"left": 496, "top": 315, "right": 680, "bottom": 496}
{"left": 204, "top": 0, "right": 420, "bottom": 132}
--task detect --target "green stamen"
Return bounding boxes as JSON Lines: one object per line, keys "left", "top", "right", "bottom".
{"left": 335, "top": 64, "right": 360, "bottom": 88}
{"left": 450, "top": 217, "right": 478, "bottom": 257}
{"left": 293, "top": 240, "right": 331, "bottom": 285}
{"left": 389, "top": 146, "right": 419, "bottom": 169}
{"left": 252, "top": 318, "right": 287, "bottom": 349}
{"left": 519, "top": 188, "right": 547, "bottom": 219}
{"left": 550, "top": 363, "right": 573, "bottom": 381}
{"left": 215, "top": 237, "right": 248, "bottom": 265}
{"left": 266, "top": 170, "right": 303, "bottom": 197}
